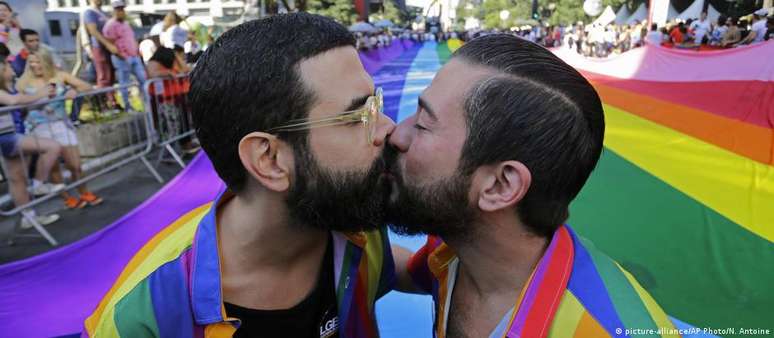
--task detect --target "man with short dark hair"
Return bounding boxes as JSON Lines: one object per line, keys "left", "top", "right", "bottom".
{"left": 84, "top": 13, "right": 397, "bottom": 337}
{"left": 387, "top": 34, "right": 677, "bottom": 338}
{"left": 11, "top": 28, "right": 62, "bottom": 76}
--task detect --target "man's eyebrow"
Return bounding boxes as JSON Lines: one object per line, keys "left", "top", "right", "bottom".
{"left": 418, "top": 96, "right": 438, "bottom": 121}
{"left": 342, "top": 94, "right": 371, "bottom": 112}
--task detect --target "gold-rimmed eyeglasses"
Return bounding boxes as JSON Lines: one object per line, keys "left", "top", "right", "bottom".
{"left": 268, "top": 87, "right": 384, "bottom": 143}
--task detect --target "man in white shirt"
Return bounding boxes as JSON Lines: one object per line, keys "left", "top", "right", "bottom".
{"left": 690, "top": 11, "right": 712, "bottom": 44}
{"left": 738, "top": 8, "right": 769, "bottom": 45}
{"left": 645, "top": 23, "right": 664, "bottom": 45}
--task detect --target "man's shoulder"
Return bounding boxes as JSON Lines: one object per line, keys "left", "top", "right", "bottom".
{"left": 83, "top": 203, "right": 212, "bottom": 336}
{"left": 83, "top": 8, "right": 102, "bottom": 19}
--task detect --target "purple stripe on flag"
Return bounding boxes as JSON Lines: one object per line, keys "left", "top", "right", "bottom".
{"left": 507, "top": 229, "right": 560, "bottom": 337}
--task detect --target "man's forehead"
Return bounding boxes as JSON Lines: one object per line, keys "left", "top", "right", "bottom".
{"left": 298, "top": 46, "right": 373, "bottom": 111}
{"left": 423, "top": 58, "right": 496, "bottom": 115}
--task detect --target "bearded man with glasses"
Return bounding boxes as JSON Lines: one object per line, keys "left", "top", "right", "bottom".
{"left": 83, "top": 13, "right": 398, "bottom": 338}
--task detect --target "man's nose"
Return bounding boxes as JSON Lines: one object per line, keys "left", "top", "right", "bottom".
{"left": 388, "top": 116, "right": 414, "bottom": 153}
{"left": 372, "top": 112, "right": 396, "bottom": 147}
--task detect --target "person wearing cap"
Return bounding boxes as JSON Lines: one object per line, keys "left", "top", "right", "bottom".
{"left": 737, "top": 8, "right": 769, "bottom": 45}
{"left": 102, "top": 0, "right": 146, "bottom": 111}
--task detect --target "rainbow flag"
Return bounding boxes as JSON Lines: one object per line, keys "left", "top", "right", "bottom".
{"left": 0, "top": 39, "right": 770, "bottom": 338}
{"left": 553, "top": 42, "right": 774, "bottom": 337}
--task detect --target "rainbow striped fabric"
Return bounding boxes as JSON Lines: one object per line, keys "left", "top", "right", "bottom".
{"left": 553, "top": 42, "right": 774, "bottom": 334}
{"left": 407, "top": 225, "right": 679, "bottom": 338}
{"left": 82, "top": 189, "right": 395, "bottom": 338}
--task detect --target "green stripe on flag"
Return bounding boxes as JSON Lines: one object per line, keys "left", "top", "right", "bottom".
{"left": 436, "top": 42, "right": 452, "bottom": 64}
{"left": 578, "top": 235, "right": 660, "bottom": 335}
{"left": 114, "top": 279, "right": 161, "bottom": 337}
{"left": 569, "top": 148, "right": 774, "bottom": 337}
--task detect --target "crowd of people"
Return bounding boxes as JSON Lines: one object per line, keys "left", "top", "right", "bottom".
{"left": 0, "top": 0, "right": 204, "bottom": 229}
{"left": 560, "top": 8, "right": 773, "bottom": 57}
{"left": 0, "top": 0, "right": 770, "bottom": 234}
{"left": 354, "top": 30, "right": 465, "bottom": 50}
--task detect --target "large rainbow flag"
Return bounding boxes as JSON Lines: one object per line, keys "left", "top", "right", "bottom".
{"left": 0, "top": 39, "right": 771, "bottom": 338}
{"left": 554, "top": 42, "right": 774, "bottom": 337}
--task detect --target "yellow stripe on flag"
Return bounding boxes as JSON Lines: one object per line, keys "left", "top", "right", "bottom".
{"left": 603, "top": 104, "right": 774, "bottom": 243}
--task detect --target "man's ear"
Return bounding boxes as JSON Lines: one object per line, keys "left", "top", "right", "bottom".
{"left": 477, "top": 161, "right": 531, "bottom": 212}
{"left": 237, "top": 132, "right": 293, "bottom": 192}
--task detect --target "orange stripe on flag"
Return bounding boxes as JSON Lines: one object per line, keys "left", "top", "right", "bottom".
{"left": 591, "top": 82, "right": 774, "bottom": 165}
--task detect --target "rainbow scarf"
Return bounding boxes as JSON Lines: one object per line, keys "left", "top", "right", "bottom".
{"left": 83, "top": 189, "right": 395, "bottom": 338}
{"left": 411, "top": 225, "right": 678, "bottom": 338}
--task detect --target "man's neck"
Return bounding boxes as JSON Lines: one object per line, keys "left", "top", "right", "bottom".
{"left": 445, "top": 213, "right": 549, "bottom": 298}
{"left": 217, "top": 189, "right": 331, "bottom": 309}
{"left": 218, "top": 190, "right": 328, "bottom": 271}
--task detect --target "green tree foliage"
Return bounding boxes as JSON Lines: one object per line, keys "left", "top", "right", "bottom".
{"left": 370, "top": 0, "right": 405, "bottom": 26}
{"left": 306, "top": 0, "right": 359, "bottom": 25}
{"left": 456, "top": 0, "right": 638, "bottom": 28}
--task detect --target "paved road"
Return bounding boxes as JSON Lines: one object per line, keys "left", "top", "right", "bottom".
{"left": 0, "top": 152, "right": 190, "bottom": 264}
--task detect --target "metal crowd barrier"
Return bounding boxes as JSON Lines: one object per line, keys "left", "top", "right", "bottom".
{"left": 143, "top": 74, "right": 195, "bottom": 169}
{"left": 0, "top": 83, "right": 162, "bottom": 246}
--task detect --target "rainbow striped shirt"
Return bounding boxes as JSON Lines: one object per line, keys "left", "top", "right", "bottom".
{"left": 83, "top": 190, "right": 395, "bottom": 338}
{"left": 408, "top": 225, "right": 680, "bottom": 338}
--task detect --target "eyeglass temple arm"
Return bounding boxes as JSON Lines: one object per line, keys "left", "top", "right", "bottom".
{"left": 269, "top": 110, "right": 365, "bottom": 132}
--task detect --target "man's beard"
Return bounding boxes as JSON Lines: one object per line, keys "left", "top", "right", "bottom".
{"left": 384, "top": 147, "right": 477, "bottom": 240}
{"left": 285, "top": 141, "right": 390, "bottom": 233}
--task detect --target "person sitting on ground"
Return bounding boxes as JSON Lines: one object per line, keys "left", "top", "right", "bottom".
{"left": 721, "top": 17, "right": 742, "bottom": 47}
{"left": 16, "top": 49, "right": 103, "bottom": 209}
{"left": 0, "top": 59, "right": 64, "bottom": 228}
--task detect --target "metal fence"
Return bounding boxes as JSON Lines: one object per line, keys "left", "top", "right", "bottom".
{"left": 144, "top": 74, "right": 196, "bottom": 169}
{"left": 0, "top": 83, "right": 163, "bottom": 246}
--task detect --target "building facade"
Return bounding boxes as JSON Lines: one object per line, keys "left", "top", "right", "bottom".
{"left": 46, "top": 0, "right": 247, "bottom": 19}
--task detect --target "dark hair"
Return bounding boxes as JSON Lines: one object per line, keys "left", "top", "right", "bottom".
{"left": 0, "top": 42, "right": 9, "bottom": 60}
{"left": 19, "top": 29, "right": 38, "bottom": 42}
{"left": 149, "top": 46, "right": 175, "bottom": 69}
{"left": 189, "top": 13, "right": 355, "bottom": 192}
{"left": 0, "top": 1, "right": 11, "bottom": 11}
{"left": 452, "top": 34, "right": 605, "bottom": 237}
{"left": 729, "top": 17, "right": 738, "bottom": 26}
{"left": 717, "top": 15, "right": 727, "bottom": 26}
{"left": 651, "top": 23, "right": 658, "bottom": 31}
